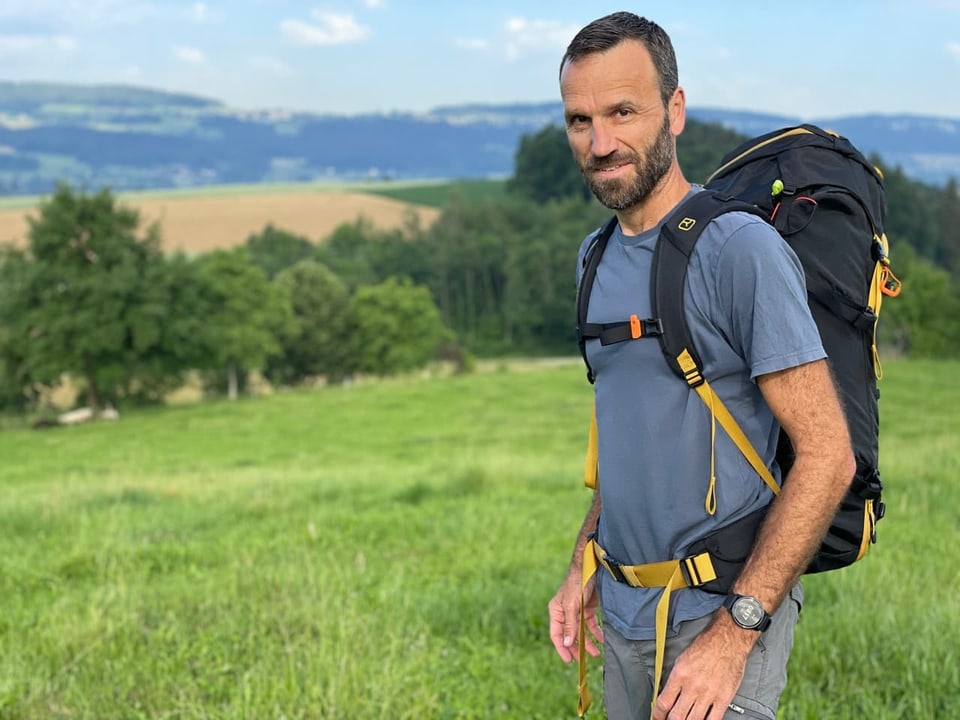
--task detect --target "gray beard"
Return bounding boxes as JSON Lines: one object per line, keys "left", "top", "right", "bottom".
{"left": 581, "top": 115, "right": 675, "bottom": 211}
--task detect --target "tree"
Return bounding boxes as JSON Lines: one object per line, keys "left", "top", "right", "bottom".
{"left": 874, "top": 159, "right": 940, "bottom": 263}
{"left": 314, "top": 218, "right": 379, "bottom": 290}
{"left": 508, "top": 124, "right": 589, "bottom": 204}
{"left": 6, "top": 183, "right": 168, "bottom": 409}
{"left": 194, "top": 249, "right": 294, "bottom": 399}
{"left": 267, "top": 260, "right": 352, "bottom": 385}
{"left": 879, "top": 243, "right": 960, "bottom": 357}
{"left": 125, "top": 252, "right": 210, "bottom": 401}
{"left": 936, "top": 177, "right": 960, "bottom": 274}
{"left": 676, "top": 119, "right": 746, "bottom": 184}
{"left": 244, "top": 224, "right": 315, "bottom": 279}
{"left": 349, "top": 277, "right": 449, "bottom": 376}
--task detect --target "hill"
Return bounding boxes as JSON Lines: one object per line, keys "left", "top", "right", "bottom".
{"left": 0, "top": 83, "right": 957, "bottom": 196}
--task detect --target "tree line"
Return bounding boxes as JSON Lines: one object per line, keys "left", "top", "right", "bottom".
{"left": 1, "top": 119, "right": 957, "bottom": 415}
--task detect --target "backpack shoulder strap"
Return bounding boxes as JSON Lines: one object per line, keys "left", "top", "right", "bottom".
{"left": 652, "top": 190, "right": 765, "bottom": 379}
{"left": 576, "top": 216, "right": 619, "bottom": 384}
{"left": 652, "top": 190, "right": 779, "bottom": 499}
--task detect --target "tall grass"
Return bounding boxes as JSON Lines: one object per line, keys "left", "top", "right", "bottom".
{"left": 0, "top": 359, "right": 956, "bottom": 719}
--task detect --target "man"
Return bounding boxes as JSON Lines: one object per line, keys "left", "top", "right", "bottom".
{"left": 547, "top": 12, "right": 855, "bottom": 720}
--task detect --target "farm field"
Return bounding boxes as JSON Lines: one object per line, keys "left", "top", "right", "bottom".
{"left": 1, "top": 358, "right": 957, "bottom": 719}
{"left": 0, "top": 181, "right": 446, "bottom": 253}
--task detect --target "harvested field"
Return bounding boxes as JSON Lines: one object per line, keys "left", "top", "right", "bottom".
{"left": 0, "top": 187, "right": 441, "bottom": 253}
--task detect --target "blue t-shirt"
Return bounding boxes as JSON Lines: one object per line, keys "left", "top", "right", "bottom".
{"left": 577, "top": 190, "right": 825, "bottom": 640}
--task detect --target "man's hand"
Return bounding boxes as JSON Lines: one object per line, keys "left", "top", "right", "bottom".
{"left": 652, "top": 612, "right": 756, "bottom": 720}
{"left": 548, "top": 570, "right": 603, "bottom": 662}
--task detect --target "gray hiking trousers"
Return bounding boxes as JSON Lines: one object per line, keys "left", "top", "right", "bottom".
{"left": 602, "top": 583, "right": 803, "bottom": 720}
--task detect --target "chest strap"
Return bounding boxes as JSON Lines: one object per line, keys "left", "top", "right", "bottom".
{"left": 577, "top": 538, "right": 718, "bottom": 717}
{"left": 579, "top": 314, "right": 664, "bottom": 346}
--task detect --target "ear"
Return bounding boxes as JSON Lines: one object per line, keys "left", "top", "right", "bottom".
{"left": 669, "top": 86, "right": 686, "bottom": 136}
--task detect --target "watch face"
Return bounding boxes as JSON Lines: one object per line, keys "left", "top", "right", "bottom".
{"left": 732, "top": 597, "right": 765, "bottom": 628}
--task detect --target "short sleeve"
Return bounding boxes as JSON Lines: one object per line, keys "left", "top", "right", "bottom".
{"left": 710, "top": 214, "right": 826, "bottom": 378}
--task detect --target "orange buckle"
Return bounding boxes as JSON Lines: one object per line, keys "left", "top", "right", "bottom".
{"left": 629, "top": 314, "right": 642, "bottom": 339}
{"left": 881, "top": 268, "right": 902, "bottom": 297}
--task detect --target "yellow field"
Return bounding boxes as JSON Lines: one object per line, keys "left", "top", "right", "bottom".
{"left": 0, "top": 187, "right": 441, "bottom": 253}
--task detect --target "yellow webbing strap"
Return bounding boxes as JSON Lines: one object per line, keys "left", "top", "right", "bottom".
{"left": 584, "top": 402, "right": 599, "bottom": 490}
{"left": 868, "top": 232, "right": 902, "bottom": 380}
{"left": 577, "top": 538, "right": 600, "bottom": 715}
{"left": 574, "top": 352, "right": 779, "bottom": 715}
{"left": 577, "top": 538, "right": 718, "bottom": 716}
{"left": 857, "top": 500, "right": 875, "bottom": 562}
{"left": 676, "top": 349, "right": 780, "bottom": 497}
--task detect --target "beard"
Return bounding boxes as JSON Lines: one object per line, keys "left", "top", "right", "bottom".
{"left": 579, "top": 114, "right": 675, "bottom": 211}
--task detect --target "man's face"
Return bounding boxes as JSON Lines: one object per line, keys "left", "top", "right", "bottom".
{"left": 560, "top": 40, "right": 678, "bottom": 211}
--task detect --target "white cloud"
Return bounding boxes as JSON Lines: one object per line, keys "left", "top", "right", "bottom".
{"left": 359, "top": 0, "right": 385, "bottom": 7}
{"left": 0, "top": 33, "right": 77, "bottom": 56}
{"left": 173, "top": 45, "right": 207, "bottom": 64}
{"left": 503, "top": 17, "right": 579, "bottom": 61}
{"left": 948, "top": 41, "right": 960, "bottom": 62}
{"left": 280, "top": 11, "right": 370, "bottom": 46}
{"left": 454, "top": 37, "right": 489, "bottom": 51}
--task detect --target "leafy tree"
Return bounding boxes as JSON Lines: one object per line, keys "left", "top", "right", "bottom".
{"left": 194, "top": 248, "right": 294, "bottom": 399}
{"left": 0, "top": 249, "right": 37, "bottom": 410}
{"left": 4, "top": 183, "right": 169, "bottom": 409}
{"left": 874, "top": 159, "right": 940, "bottom": 263}
{"left": 677, "top": 119, "right": 747, "bottom": 184}
{"left": 244, "top": 224, "right": 315, "bottom": 279}
{"left": 879, "top": 243, "right": 960, "bottom": 357}
{"left": 349, "top": 277, "right": 449, "bottom": 376}
{"left": 936, "top": 177, "right": 960, "bottom": 274}
{"left": 267, "top": 260, "right": 352, "bottom": 385}
{"left": 502, "top": 197, "right": 608, "bottom": 353}
{"left": 508, "top": 124, "right": 589, "bottom": 204}
{"left": 125, "top": 253, "right": 210, "bottom": 402}
{"left": 313, "top": 217, "right": 380, "bottom": 290}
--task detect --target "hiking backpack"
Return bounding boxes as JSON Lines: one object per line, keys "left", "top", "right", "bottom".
{"left": 576, "top": 124, "right": 902, "bottom": 577}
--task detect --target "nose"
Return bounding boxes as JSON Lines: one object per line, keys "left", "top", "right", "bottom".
{"left": 591, "top": 120, "right": 618, "bottom": 159}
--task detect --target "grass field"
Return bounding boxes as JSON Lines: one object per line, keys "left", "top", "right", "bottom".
{"left": 362, "top": 179, "right": 509, "bottom": 209}
{"left": 0, "top": 180, "right": 454, "bottom": 253}
{"left": 1, "top": 358, "right": 957, "bottom": 719}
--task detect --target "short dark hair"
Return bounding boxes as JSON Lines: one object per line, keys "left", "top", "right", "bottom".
{"left": 560, "top": 12, "right": 678, "bottom": 107}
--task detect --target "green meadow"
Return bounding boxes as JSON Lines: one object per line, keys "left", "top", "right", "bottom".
{"left": 361, "top": 179, "right": 510, "bottom": 209}
{"left": 1, "top": 359, "right": 957, "bottom": 719}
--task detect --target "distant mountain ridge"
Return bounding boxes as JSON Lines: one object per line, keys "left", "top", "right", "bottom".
{"left": 0, "top": 82, "right": 956, "bottom": 196}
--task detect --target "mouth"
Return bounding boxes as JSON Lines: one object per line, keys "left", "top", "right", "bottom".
{"left": 590, "top": 161, "right": 631, "bottom": 177}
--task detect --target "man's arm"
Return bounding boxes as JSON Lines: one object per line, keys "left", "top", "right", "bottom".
{"left": 549, "top": 489, "right": 604, "bottom": 662}
{"left": 653, "top": 358, "right": 855, "bottom": 720}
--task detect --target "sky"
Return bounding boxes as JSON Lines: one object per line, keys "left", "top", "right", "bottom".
{"left": 1, "top": 0, "right": 959, "bottom": 120}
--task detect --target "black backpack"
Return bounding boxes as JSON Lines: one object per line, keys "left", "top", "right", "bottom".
{"left": 576, "top": 124, "right": 902, "bottom": 579}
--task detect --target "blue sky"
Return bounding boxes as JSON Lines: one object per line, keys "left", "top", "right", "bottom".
{"left": 1, "top": 0, "right": 959, "bottom": 119}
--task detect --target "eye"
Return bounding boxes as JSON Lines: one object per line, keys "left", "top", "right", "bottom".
{"left": 566, "top": 114, "right": 590, "bottom": 129}
{"left": 615, "top": 107, "right": 633, "bottom": 118}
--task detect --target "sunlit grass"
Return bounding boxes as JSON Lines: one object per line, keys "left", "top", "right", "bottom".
{"left": 0, "top": 359, "right": 956, "bottom": 719}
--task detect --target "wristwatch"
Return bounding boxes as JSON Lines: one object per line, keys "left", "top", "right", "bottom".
{"left": 723, "top": 594, "right": 771, "bottom": 632}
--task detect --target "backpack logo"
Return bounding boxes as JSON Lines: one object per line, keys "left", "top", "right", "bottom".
{"left": 678, "top": 217, "right": 696, "bottom": 231}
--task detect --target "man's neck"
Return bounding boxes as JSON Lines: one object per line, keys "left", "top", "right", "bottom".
{"left": 616, "top": 167, "right": 691, "bottom": 236}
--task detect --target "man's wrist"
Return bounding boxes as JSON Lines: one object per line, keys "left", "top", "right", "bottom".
{"left": 710, "top": 606, "right": 763, "bottom": 651}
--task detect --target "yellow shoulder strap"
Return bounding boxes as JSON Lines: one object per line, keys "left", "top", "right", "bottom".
{"left": 584, "top": 402, "right": 598, "bottom": 489}
{"left": 676, "top": 349, "right": 780, "bottom": 497}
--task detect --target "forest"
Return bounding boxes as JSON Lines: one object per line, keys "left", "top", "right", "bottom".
{"left": 1, "top": 118, "right": 957, "bottom": 416}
